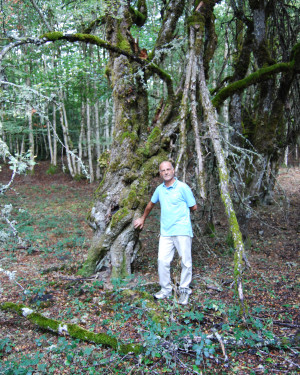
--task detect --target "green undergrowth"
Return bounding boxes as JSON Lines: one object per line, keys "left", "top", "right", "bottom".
{"left": 1, "top": 175, "right": 299, "bottom": 374}
{"left": 1, "top": 279, "right": 298, "bottom": 374}
{"left": 0, "top": 184, "right": 92, "bottom": 264}
{"left": 1, "top": 254, "right": 299, "bottom": 374}
{"left": 2, "top": 267, "right": 299, "bottom": 373}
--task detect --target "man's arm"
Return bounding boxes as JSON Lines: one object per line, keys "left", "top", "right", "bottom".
{"left": 190, "top": 204, "right": 197, "bottom": 212}
{"left": 134, "top": 201, "right": 155, "bottom": 230}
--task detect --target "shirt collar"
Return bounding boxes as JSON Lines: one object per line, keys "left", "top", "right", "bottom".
{"left": 163, "top": 177, "right": 178, "bottom": 189}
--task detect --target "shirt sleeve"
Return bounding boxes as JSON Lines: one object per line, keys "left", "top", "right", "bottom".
{"left": 181, "top": 184, "right": 196, "bottom": 207}
{"left": 151, "top": 186, "right": 160, "bottom": 204}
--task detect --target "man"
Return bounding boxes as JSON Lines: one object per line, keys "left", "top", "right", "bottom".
{"left": 134, "top": 161, "right": 197, "bottom": 305}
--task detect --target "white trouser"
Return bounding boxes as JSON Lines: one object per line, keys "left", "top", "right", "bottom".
{"left": 158, "top": 235, "right": 192, "bottom": 295}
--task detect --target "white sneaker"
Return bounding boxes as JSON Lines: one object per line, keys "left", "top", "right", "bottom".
{"left": 154, "top": 290, "right": 172, "bottom": 299}
{"left": 178, "top": 290, "right": 190, "bottom": 305}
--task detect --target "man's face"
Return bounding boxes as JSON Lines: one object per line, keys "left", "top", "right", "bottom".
{"left": 159, "top": 162, "right": 175, "bottom": 183}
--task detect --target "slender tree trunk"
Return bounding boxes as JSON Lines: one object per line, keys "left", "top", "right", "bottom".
{"left": 63, "top": 100, "right": 77, "bottom": 174}
{"left": 23, "top": 57, "right": 35, "bottom": 172}
{"left": 35, "top": 134, "right": 39, "bottom": 159}
{"left": 47, "top": 117, "right": 54, "bottom": 164}
{"left": 9, "top": 134, "right": 13, "bottom": 154}
{"left": 58, "top": 91, "right": 76, "bottom": 177}
{"left": 284, "top": 146, "right": 288, "bottom": 166}
{"left": 26, "top": 104, "right": 35, "bottom": 172}
{"left": 20, "top": 135, "right": 24, "bottom": 155}
{"left": 95, "top": 100, "right": 101, "bottom": 179}
{"left": 16, "top": 139, "right": 19, "bottom": 155}
{"left": 52, "top": 104, "right": 57, "bottom": 166}
{"left": 86, "top": 100, "right": 94, "bottom": 182}
{"left": 42, "top": 124, "right": 48, "bottom": 159}
{"left": 198, "top": 59, "right": 248, "bottom": 316}
{"left": 59, "top": 104, "right": 73, "bottom": 176}
{"left": 77, "top": 102, "right": 85, "bottom": 175}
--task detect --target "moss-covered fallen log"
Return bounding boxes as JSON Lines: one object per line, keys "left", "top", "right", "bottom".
{"left": 2, "top": 300, "right": 297, "bottom": 362}
{"left": 0, "top": 302, "right": 142, "bottom": 355}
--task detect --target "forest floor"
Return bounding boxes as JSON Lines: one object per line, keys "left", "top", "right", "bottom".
{"left": 0, "top": 161, "right": 299, "bottom": 375}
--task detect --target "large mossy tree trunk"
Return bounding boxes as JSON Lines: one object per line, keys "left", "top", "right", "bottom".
{"left": 224, "top": 1, "right": 300, "bottom": 239}
{"left": 80, "top": 5, "right": 151, "bottom": 278}
{"left": 79, "top": 0, "right": 185, "bottom": 278}
{"left": 72, "top": 0, "right": 299, "bottom": 281}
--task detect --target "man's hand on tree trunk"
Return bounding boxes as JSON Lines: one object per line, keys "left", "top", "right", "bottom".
{"left": 134, "top": 217, "right": 145, "bottom": 229}
{"left": 134, "top": 201, "right": 155, "bottom": 230}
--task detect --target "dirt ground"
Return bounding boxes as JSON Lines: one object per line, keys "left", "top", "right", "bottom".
{"left": 0, "top": 162, "right": 299, "bottom": 374}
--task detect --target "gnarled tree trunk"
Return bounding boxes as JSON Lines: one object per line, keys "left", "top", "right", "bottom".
{"left": 80, "top": 0, "right": 185, "bottom": 278}
{"left": 224, "top": 1, "right": 300, "bottom": 239}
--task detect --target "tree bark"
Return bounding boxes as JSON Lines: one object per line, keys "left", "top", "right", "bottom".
{"left": 58, "top": 91, "right": 77, "bottom": 177}
{"left": 77, "top": 102, "right": 85, "bottom": 175}
{"left": 215, "top": 1, "right": 300, "bottom": 235}
{"left": 86, "top": 100, "right": 94, "bottom": 182}
{"left": 26, "top": 104, "right": 35, "bottom": 172}
{"left": 79, "top": 1, "right": 185, "bottom": 277}
{"left": 46, "top": 117, "right": 54, "bottom": 165}
{"left": 94, "top": 100, "right": 101, "bottom": 179}
{"left": 188, "top": 7, "right": 249, "bottom": 316}
{"left": 52, "top": 103, "right": 57, "bottom": 167}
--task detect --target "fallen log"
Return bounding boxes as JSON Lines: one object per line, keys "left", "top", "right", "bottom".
{"left": 1, "top": 302, "right": 142, "bottom": 355}
{"left": 1, "top": 300, "right": 298, "bottom": 360}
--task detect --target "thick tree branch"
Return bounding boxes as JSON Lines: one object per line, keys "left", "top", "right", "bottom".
{"left": 213, "top": 42, "right": 300, "bottom": 109}
{"left": 41, "top": 32, "right": 174, "bottom": 98}
{"left": 212, "top": 61, "right": 294, "bottom": 109}
{"left": 148, "top": 0, "right": 185, "bottom": 62}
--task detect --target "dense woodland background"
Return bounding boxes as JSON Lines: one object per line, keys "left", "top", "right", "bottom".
{"left": 0, "top": 0, "right": 299, "bottom": 373}
{"left": 1, "top": 0, "right": 299, "bottom": 180}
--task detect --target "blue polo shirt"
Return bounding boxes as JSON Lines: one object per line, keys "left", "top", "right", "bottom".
{"left": 151, "top": 178, "right": 196, "bottom": 237}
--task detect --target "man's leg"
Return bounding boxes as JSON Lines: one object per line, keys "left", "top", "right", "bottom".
{"left": 157, "top": 236, "right": 175, "bottom": 296}
{"left": 174, "top": 236, "right": 192, "bottom": 294}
